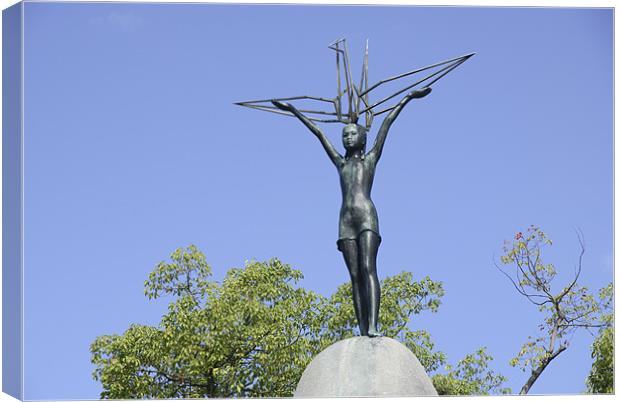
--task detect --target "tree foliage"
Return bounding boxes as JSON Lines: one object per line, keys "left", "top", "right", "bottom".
{"left": 432, "top": 347, "right": 510, "bottom": 395}
{"left": 497, "top": 226, "right": 611, "bottom": 394}
{"left": 91, "top": 246, "right": 327, "bottom": 398}
{"left": 586, "top": 283, "right": 614, "bottom": 394}
{"left": 91, "top": 245, "right": 507, "bottom": 398}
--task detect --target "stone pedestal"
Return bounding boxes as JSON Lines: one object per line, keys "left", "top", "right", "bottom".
{"left": 294, "top": 336, "right": 438, "bottom": 397}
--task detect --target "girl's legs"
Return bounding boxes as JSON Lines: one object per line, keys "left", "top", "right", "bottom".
{"left": 339, "top": 239, "right": 369, "bottom": 336}
{"left": 358, "top": 230, "right": 381, "bottom": 337}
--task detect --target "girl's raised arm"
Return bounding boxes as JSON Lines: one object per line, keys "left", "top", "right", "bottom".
{"left": 272, "top": 100, "right": 342, "bottom": 167}
{"left": 368, "top": 87, "right": 431, "bottom": 162}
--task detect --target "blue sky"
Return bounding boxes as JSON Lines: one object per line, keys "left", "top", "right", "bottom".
{"left": 18, "top": 2, "right": 612, "bottom": 399}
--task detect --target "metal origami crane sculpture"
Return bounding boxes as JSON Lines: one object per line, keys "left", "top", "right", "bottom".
{"left": 237, "top": 39, "right": 474, "bottom": 337}
{"left": 236, "top": 38, "right": 474, "bottom": 130}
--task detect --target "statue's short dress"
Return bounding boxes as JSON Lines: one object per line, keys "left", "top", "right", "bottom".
{"left": 336, "top": 207, "right": 382, "bottom": 251}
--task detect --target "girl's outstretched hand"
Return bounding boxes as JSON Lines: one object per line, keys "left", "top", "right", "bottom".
{"left": 408, "top": 87, "right": 432, "bottom": 99}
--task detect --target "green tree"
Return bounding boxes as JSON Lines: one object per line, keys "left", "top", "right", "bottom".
{"left": 432, "top": 347, "right": 510, "bottom": 395}
{"left": 586, "top": 283, "right": 614, "bottom": 394}
{"left": 497, "top": 226, "right": 611, "bottom": 395}
{"left": 91, "top": 245, "right": 507, "bottom": 398}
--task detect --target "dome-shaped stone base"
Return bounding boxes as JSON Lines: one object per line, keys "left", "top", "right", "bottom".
{"left": 294, "top": 336, "right": 438, "bottom": 397}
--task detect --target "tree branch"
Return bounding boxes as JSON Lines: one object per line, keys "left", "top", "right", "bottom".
{"left": 557, "top": 230, "right": 585, "bottom": 301}
{"left": 519, "top": 344, "right": 568, "bottom": 395}
{"left": 493, "top": 261, "right": 549, "bottom": 305}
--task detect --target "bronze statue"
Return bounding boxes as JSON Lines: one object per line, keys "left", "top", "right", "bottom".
{"left": 237, "top": 39, "right": 473, "bottom": 337}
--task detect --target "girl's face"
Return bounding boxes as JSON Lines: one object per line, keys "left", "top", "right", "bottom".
{"left": 342, "top": 124, "right": 366, "bottom": 151}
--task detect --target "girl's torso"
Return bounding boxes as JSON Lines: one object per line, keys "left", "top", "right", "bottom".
{"left": 337, "top": 156, "right": 379, "bottom": 239}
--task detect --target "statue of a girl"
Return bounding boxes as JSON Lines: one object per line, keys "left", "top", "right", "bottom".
{"left": 272, "top": 86, "right": 431, "bottom": 337}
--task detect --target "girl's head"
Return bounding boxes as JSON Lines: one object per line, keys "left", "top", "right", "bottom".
{"left": 342, "top": 123, "right": 367, "bottom": 153}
